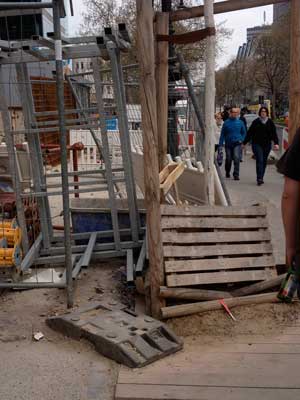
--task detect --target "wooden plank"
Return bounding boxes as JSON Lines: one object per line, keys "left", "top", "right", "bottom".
{"left": 164, "top": 243, "right": 273, "bottom": 258}
{"left": 165, "top": 255, "right": 275, "bottom": 273}
{"left": 161, "top": 204, "right": 267, "bottom": 216}
{"left": 118, "top": 349, "right": 300, "bottom": 388}
{"left": 169, "top": 0, "right": 286, "bottom": 22}
{"left": 162, "top": 230, "right": 271, "bottom": 244}
{"left": 160, "top": 162, "right": 185, "bottom": 195}
{"left": 232, "top": 274, "right": 284, "bottom": 297}
{"left": 160, "top": 286, "right": 232, "bottom": 300}
{"left": 166, "top": 269, "right": 270, "bottom": 286}
{"left": 116, "top": 384, "right": 300, "bottom": 400}
{"left": 161, "top": 217, "right": 267, "bottom": 229}
{"left": 159, "top": 163, "right": 174, "bottom": 184}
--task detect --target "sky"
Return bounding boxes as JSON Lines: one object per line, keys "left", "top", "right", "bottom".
{"left": 68, "top": 1, "right": 273, "bottom": 69}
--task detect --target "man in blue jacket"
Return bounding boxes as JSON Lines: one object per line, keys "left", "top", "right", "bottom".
{"left": 219, "top": 107, "right": 247, "bottom": 180}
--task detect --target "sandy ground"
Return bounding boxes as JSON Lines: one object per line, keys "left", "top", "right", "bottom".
{"left": 167, "top": 302, "right": 300, "bottom": 343}
{"left": 0, "top": 263, "right": 125, "bottom": 400}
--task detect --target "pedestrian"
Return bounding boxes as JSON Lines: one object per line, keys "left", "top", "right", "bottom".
{"left": 214, "top": 112, "right": 223, "bottom": 151}
{"left": 239, "top": 108, "right": 248, "bottom": 162}
{"left": 243, "top": 106, "right": 279, "bottom": 186}
{"left": 221, "top": 105, "right": 230, "bottom": 122}
{"left": 277, "top": 127, "right": 300, "bottom": 267}
{"left": 218, "top": 107, "right": 247, "bottom": 180}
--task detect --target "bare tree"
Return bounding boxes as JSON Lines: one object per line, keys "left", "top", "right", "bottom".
{"left": 215, "top": 14, "right": 290, "bottom": 116}
{"left": 252, "top": 16, "right": 290, "bottom": 117}
{"left": 81, "top": 0, "right": 231, "bottom": 78}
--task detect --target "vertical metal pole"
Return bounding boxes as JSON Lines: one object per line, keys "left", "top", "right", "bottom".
{"left": 15, "top": 63, "right": 52, "bottom": 249}
{"left": 92, "top": 57, "right": 121, "bottom": 250}
{"left": 53, "top": 0, "right": 73, "bottom": 308}
{"left": 177, "top": 53, "right": 205, "bottom": 161}
{"left": 0, "top": 66, "right": 29, "bottom": 253}
{"left": 107, "top": 42, "right": 139, "bottom": 243}
{"left": 72, "top": 148, "right": 79, "bottom": 198}
{"left": 65, "top": 75, "right": 103, "bottom": 161}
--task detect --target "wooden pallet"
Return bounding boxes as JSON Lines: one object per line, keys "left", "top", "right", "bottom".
{"left": 161, "top": 205, "right": 277, "bottom": 287}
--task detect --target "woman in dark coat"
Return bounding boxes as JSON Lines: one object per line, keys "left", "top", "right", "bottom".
{"left": 243, "top": 106, "right": 279, "bottom": 185}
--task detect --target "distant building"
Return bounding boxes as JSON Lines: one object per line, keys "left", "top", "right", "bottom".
{"left": 273, "top": 3, "right": 290, "bottom": 21}
{"left": 0, "top": 0, "right": 68, "bottom": 40}
{"left": 236, "top": 25, "right": 271, "bottom": 60}
{"left": 246, "top": 25, "right": 270, "bottom": 42}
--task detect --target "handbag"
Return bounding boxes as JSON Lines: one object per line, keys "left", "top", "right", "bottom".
{"left": 217, "top": 147, "right": 223, "bottom": 166}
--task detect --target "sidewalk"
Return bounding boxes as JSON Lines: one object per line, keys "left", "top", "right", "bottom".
{"left": 225, "top": 152, "right": 285, "bottom": 265}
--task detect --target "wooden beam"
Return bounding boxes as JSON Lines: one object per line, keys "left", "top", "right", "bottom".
{"left": 161, "top": 292, "right": 279, "bottom": 319}
{"left": 136, "top": 0, "right": 165, "bottom": 319}
{"left": 289, "top": 0, "right": 300, "bottom": 141}
{"left": 160, "top": 286, "right": 232, "bottom": 301}
{"left": 169, "top": 0, "right": 289, "bottom": 22}
{"left": 231, "top": 274, "right": 285, "bottom": 297}
{"left": 155, "top": 12, "right": 169, "bottom": 171}
{"left": 203, "top": 0, "right": 215, "bottom": 205}
{"left": 156, "top": 27, "right": 215, "bottom": 45}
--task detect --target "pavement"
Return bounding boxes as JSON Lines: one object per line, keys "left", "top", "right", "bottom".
{"left": 224, "top": 149, "right": 285, "bottom": 265}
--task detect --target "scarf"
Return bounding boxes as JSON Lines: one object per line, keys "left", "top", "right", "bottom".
{"left": 260, "top": 117, "right": 268, "bottom": 124}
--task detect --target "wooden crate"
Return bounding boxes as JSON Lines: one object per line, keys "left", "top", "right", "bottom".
{"left": 161, "top": 205, "right": 276, "bottom": 287}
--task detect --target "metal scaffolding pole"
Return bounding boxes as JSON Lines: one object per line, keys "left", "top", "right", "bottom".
{"left": 0, "top": 2, "right": 53, "bottom": 10}
{"left": 92, "top": 57, "right": 121, "bottom": 250}
{"left": 107, "top": 42, "right": 140, "bottom": 244}
{"left": 177, "top": 53, "right": 205, "bottom": 162}
{"left": 53, "top": 0, "right": 73, "bottom": 308}
{"left": 0, "top": 66, "right": 29, "bottom": 253}
{"left": 15, "top": 63, "right": 53, "bottom": 249}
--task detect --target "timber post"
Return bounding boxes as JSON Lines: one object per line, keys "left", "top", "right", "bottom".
{"left": 136, "top": 0, "right": 165, "bottom": 319}
{"left": 155, "top": 12, "right": 169, "bottom": 171}
{"left": 203, "top": 0, "right": 216, "bottom": 205}
{"left": 289, "top": 0, "right": 300, "bottom": 142}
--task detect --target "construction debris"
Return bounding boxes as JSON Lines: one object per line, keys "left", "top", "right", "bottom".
{"left": 161, "top": 292, "right": 279, "bottom": 319}
{"left": 47, "top": 301, "right": 183, "bottom": 368}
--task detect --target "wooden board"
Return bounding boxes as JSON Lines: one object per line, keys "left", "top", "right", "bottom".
{"left": 165, "top": 255, "right": 275, "bottom": 273}
{"left": 161, "top": 204, "right": 267, "bottom": 216}
{"left": 115, "top": 384, "right": 300, "bottom": 400}
{"left": 117, "top": 352, "right": 300, "bottom": 388}
{"left": 162, "top": 230, "right": 271, "bottom": 244}
{"left": 161, "top": 204, "right": 275, "bottom": 288}
{"left": 163, "top": 243, "right": 273, "bottom": 258}
{"left": 161, "top": 217, "right": 267, "bottom": 229}
{"left": 166, "top": 269, "right": 271, "bottom": 286}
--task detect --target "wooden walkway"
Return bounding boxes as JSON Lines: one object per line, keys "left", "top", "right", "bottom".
{"left": 115, "top": 323, "right": 300, "bottom": 399}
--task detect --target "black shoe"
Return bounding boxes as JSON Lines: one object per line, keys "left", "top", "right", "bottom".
{"left": 257, "top": 180, "right": 264, "bottom": 186}
{"left": 234, "top": 176, "right": 240, "bottom": 181}
{"left": 226, "top": 173, "right": 230, "bottom": 178}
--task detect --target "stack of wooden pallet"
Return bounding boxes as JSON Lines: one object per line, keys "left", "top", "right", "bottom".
{"left": 159, "top": 204, "right": 281, "bottom": 319}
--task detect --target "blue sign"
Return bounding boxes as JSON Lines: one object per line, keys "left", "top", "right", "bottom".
{"left": 106, "top": 118, "right": 118, "bottom": 131}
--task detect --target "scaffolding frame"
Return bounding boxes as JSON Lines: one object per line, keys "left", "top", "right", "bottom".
{"left": 0, "top": 0, "right": 142, "bottom": 307}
